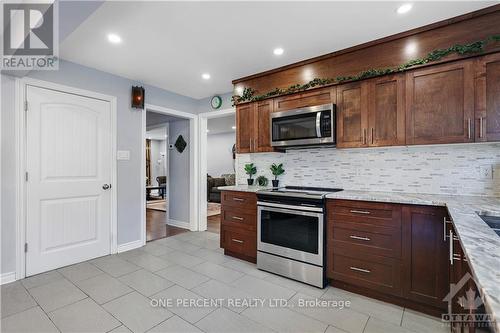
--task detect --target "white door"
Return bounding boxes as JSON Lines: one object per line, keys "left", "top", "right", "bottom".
{"left": 26, "top": 85, "right": 113, "bottom": 276}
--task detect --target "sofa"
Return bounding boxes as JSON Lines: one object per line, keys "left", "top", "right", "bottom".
{"left": 207, "top": 174, "right": 235, "bottom": 203}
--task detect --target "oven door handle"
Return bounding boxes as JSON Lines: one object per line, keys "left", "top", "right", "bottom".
{"left": 257, "top": 201, "right": 323, "bottom": 213}
{"left": 258, "top": 205, "right": 324, "bottom": 218}
{"left": 316, "top": 112, "right": 322, "bottom": 138}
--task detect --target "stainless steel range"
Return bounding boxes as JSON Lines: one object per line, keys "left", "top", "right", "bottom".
{"left": 256, "top": 186, "right": 343, "bottom": 288}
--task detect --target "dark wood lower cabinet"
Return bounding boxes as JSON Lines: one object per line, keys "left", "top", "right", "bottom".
{"left": 327, "top": 199, "right": 451, "bottom": 317}
{"left": 220, "top": 191, "right": 257, "bottom": 263}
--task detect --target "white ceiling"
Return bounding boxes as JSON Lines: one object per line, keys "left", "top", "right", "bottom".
{"left": 208, "top": 115, "right": 236, "bottom": 135}
{"left": 60, "top": 1, "right": 496, "bottom": 99}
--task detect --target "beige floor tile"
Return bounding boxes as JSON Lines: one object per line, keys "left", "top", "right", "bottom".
{"left": 58, "top": 262, "right": 104, "bottom": 282}
{"left": 142, "top": 242, "right": 176, "bottom": 256}
{"left": 149, "top": 315, "right": 203, "bottom": 332}
{"left": 21, "top": 270, "right": 64, "bottom": 289}
{"left": 118, "top": 269, "right": 174, "bottom": 296}
{"left": 151, "top": 285, "right": 216, "bottom": 324}
{"left": 123, "top": 252, "right": 174, "bottom": 272}
{"left": 48, "top": 298, "right": 121, "bottom": 333}
{"left": 90, "top": 256, "right": 140, "bottom": 277}
{"left": 159, "top": 251, "right": 205, "bottom": 268}
{"left": 108, "top": 325, "right": 133, "bottom": 333}
{"left": 191, "top": 279, "right": 254, "bottom": 313}
{"left": 264, "top": 274, "right": 328, "bottom": 298}
{"left": 195, "top": 308, "right": 273, "bottom": 333}
{"left": 75, "top": 273, "right": 133, "bottom": 304}
{"left": 221, "top": 259, "right": 272, "bottom": 279}
{"left": 162, "top": 238, "right": 201, "bottom": 254}
{"left": 364, "top": 317, "right": 414, "bottom": 333}
{"left": 189, "top": 248, "right": 229, "bottom": 264}
{"left": 190, "top": 262, "right": 244, "bottom": 284}
{"left": 28, "top": 279, "right": 87, "bottom": 312}
{"left": 155, "top": 265, "right": 210, "bottom": 289}
{"left": 0, "top": 306, "right": 58, "bottom": 333}
{"left": 103, "top": 292, "right": 173, "bottom": 333}
{"left": 401, "top": 309, "right": 449, "bottom": 333}
{"left": 1, "top": 282, "right": 37, "bottom": 318}
{"left": 230, "top": 274, "right": 296, "bottom": 300}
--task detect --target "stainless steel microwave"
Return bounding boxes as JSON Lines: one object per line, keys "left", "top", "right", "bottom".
{"left": 270, "top": 103, "right": 336, "bottom": 148}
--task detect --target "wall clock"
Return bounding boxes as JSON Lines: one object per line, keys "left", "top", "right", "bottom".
{"left": 211, "top": 95, "right": 222, "bottom": 109}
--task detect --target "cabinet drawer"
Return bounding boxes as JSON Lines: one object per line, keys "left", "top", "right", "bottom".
{"left": 327, "top": 199, "right": 402, "bottom": 228}
{"left": 330, "top": 223, "right": 402, "bottom": 258}
{"left": 221, "top": 226, "right": 256, "bottom": 259}
{"left": 328, "top": 248, "right": 402, "bottom": 296}
{"left": 221, "top": 191, "right": 257, "bottom": 211}
{"left": 221, "top": 208, "right": 256, "bottom": 230}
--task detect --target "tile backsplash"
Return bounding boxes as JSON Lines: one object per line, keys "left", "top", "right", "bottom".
{"left": 236, "top": 143, "right": 500, "bottom": 197}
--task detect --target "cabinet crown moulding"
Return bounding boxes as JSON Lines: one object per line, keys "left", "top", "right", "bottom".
{"left": 232, "top": 35, "right": 500, "bottom": 106}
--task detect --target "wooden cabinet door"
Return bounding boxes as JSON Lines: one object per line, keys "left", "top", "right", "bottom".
{"left": 274, "top": 87, "right": 334, "bottom": 112}
{"left": 402, "top": 205, "right": 449, "bottom": 310}
{"left": 336, "top": 82, "right": 368, "bottom": 148}
{"left": 406, "top": 61, "right": 474, "bottom": 145}
{"left": 475, "top": 53, "right": 500, "bottom": 142}
{"left": 254, "top": 100, "right": 274, "bottom": 152}
{"left": 368, "top": 74, "right": 405, "bottom": 146}
{"left": 236, "top": 103, "right": 255, "bottom": 153}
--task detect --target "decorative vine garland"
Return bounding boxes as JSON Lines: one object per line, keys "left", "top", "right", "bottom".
{"left": 232, "top": 35, "right": 500, "bottom": 106}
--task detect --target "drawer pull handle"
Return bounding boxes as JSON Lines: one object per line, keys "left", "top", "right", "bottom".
{"left": 350, "top": 210, "right": 370, "bottom": 215}
{"left": 349, "top": 235, "right": 370, "bottom": 241}
{"left": 232, "top": 239, "right": 244, "bottom": 244}
{"left": 350, "top": 266, "right": 371, "bottom": 274}
{"left": 232, "top": 216, "right": 244, "bottom": 221}
{"left": 233, "top": 198, "right": 244, "bottom": 202}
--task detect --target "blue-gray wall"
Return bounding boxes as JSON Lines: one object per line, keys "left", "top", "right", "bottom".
{"left": 0, "top": 59, "right": 225, "bottom": 275}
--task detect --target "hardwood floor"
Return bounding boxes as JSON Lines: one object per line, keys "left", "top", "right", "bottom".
{"left": 207, "top": 214, "right": 220, "bottom": 234}
{"left": 146, "top": 208, "right": 189, "bottom": 242}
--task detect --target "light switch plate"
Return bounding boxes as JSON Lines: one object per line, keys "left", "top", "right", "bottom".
{"left": 117, "top": 150, "right": 130, "bottom": 160}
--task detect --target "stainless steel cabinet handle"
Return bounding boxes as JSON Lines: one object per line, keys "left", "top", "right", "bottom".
{"left": 479, "top": 117, "right": 484, "bottom": 139}
{"left": 449, "top": 230, "right": 454, "bottom": 266}
{"left": 468, "top": 118, "right": 471, "bottom": 139}
{"left": 349, "top": 235, "right": 371, "bottom": 241}
{"left": 233, "top": 198, "right": 244, "bottom": 202}
{"left": 443, "top": 217, "right": 452, "bottom": 242}
{"left": 232, "top": 216, "right": 244, "bottom": 221}
{"left": 350, "top": 210, "right": 370, "bottom": 215}
{"left": 232, "top": 239, "right": 244, "bottom": 244}
{"left": 350, "top": 266, "right": 371, "bottom": 274}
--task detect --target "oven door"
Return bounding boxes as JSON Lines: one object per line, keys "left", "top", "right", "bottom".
{"left": 257, "top": 204, "right": 323, "bottom": 266}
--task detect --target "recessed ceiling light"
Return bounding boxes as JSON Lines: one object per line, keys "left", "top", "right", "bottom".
{"left": 232, "top": 126, "right": 236, "bottom": 130}
{"left": 397, "top": 3, "right": 412, "bottom": 14}
{"left": 202, "top": 73, "right": 211, "bottom": 80}
{"left": 107, "top": 33, "right": 122, "bottom": 44}
{"left": 273, "top": 48, "right": 284, "bottom": 56}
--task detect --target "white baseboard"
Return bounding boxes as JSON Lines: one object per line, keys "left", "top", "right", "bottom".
{"left": 167, "top": 219, "right": 190, "bottom": 230}
{"left": 0, "top": 272, "right": 16, "bottom": 285}
{"left": 117, "top": 239, "right": 144, "bottom": 253}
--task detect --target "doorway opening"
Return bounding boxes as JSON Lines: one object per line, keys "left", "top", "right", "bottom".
{"left": 143, "top": 105, "right": 199, "bottom": 242}
{"left": 198, "top": 108, "right": 236, "bottom": 235}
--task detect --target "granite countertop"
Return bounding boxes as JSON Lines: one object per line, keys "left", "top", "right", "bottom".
{"left": 326, "top": 190, "right": 500, "bottom": 330}
{"left": 217, "top": 185, "right": 273, "bottom": 193}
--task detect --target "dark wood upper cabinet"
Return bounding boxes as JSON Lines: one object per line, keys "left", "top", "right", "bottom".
{"left": 368, "top": 74, "right": 406, "bottom": 146}
{"left": 402, "top": 205, "right": 449, "bottom": 310}
{"left": 336, "top": 82, "right": 369, "bottom": 148}
{"left": 274, "top": 87, "right": 334, "bottom": 112}
{"left": 405, "top": 61, "right": 475, "bottom": 145}
{"left": 254, "top": 100, "right": 274, "bottom": 152}
{"left": 236, "top": 103, "right": 255, "bottom": 153}
{"left": 475, "top": 52, "right": 500, "bottom": 142}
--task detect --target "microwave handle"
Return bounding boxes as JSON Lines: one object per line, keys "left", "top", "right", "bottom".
{"left": 316, "top": 112, "right": 322, "bottom": 138}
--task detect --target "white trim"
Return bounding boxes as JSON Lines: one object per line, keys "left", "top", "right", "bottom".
{"left": 197, "top": 107, "right": 236, "bottom": 232}
{"left": 143, "top": 103, "right": 199, "bottom": 237}
{"left": 15, "top": 77, "right": 118, "bottom": 279}
{"left": 0, "top": 272, "right": 16, "bottom": 285}
{"left": 117, "top": 240, "right": 143, "bottom": 253}
{"left": 167, "top": 219, "right": 191, "bottom": 230}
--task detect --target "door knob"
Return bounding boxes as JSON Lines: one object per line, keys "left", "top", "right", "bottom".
{"left": 102, "top": 184, "right": 111, "bottom": 190}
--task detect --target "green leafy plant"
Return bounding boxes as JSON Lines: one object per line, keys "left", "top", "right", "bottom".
{"left": 232, "top": 35, "right": 500, "bottom": 105}
{"left": 244, "top": 163, "right": 257, "bottom": 179}
{"left": 256, "top": 175, "right": 269, "bottom": 186}
{"left": 270, "top": 163, "right": 285, "bottom": 180}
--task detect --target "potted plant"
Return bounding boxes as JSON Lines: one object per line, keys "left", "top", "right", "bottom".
{"left": 270, "top": 163, "right": 285, "bottom": 187}
{"left": 256, "top": 175, "right": 268, "bottom": 186}
{"left": 244, "top": 163, "right": 257, "bottom": 185}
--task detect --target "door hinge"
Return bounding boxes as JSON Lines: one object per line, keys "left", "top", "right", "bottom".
{"left": 25, "top": 172, "right": 29, "bottom": 181}
{"left": 24, "top": 101, "right": 28, "bottom": 112}
{"left": 24, "top": 243, "right": 28, "bottom": 253}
